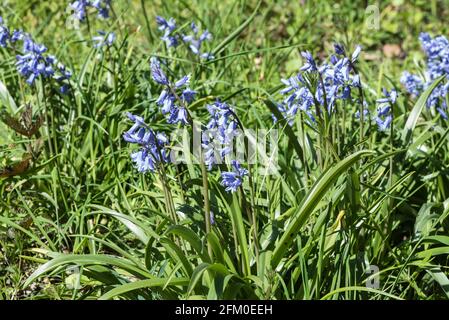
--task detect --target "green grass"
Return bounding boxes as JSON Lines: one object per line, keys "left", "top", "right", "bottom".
{"left": 1, "top": 0, "right": 449, "bottom": 300}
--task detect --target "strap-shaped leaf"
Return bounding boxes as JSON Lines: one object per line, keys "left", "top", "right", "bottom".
{"left": 271, "top": 150, "right": 374, "bottom": 269}
{"left": 402, "top": 75, "right": 445, "bottom": 144}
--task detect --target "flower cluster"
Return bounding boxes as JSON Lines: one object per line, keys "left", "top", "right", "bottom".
{"left": 401, "top": 33, "right": 449, "bottom": 119}
{"left": 375, "top": 88, "right": 397, "bottom": 131}
{"left": 221, "top": 160, "right": 248, "bottom": 193}
{"left": 126, "top": 17, "right": 243, "bottom": 193}
{"left": 123, "top": 112, "right": 170, "bottom": 173}
{"left": 0, "top": 17, "right": 72, "bottom": 91}
{"left": 202, "top": 100, "right": 247, "bottom": 192}
{"left": 156, "top": 17, "right": 214, "bottom": 60}
{"left": 182, "top": 22, "right": 214, "bottom": 60}
{"left": 0, "top": 17, "right": 12, "bottom": 47}
{"left": 70, "top": 0, "right": 111, "bottom": 21}
{"left": 202, "top": 100, "right": 241, "bottom": 169}
{"left": 275, "top": 44, "right": 362, "bottom": 124}
{"left": 151, "top": 57, "right": 196, "bottom": 125}
{"left": 156, "top": 16, "right": 178, "bottom": 48}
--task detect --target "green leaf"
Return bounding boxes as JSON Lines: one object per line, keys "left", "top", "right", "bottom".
{"left": 160, "top": 237, "right": 194, "bottom": 276}
{"left": 99, "top": 277, "right": 190, "bottom": 300}
{"left": 271, "top": 150, "right": 374, "bottom": 269}
{"left": 24, "top": 254, "right": 152, "bottom": 288}
{"left": 427, "top": 266, "right": 449, "bottom": 299}
{"left": 165, "top": 225, "right": 207, "bottom": 261}
{"left": 402, "top": 75, "right": 445, "bottom": 144}
{"left": 187, "top": 263, "right": 232, "bottom": 297}
{"left": 88, "top": 204, "right": 153, "bottom": 244}
{"left": 0, "top": 80, "right": 17, "bottom": 113}
{"left": 320, "top": 286, "right": 403, "bottom": 300}
{"left": 231, "top": 193, "right": 251, "bottom": 276}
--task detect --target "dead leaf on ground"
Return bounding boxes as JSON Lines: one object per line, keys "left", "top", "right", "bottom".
{"left": 383, "top": 44, "right": 403, "bottom": 58}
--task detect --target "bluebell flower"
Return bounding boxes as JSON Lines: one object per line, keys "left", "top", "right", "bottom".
{"left": 355, "top": 107, "right": 369, "bottom": 119}
{"left": 220, "top": 160, "right": 248, "bottom": 193}
{"left": 92, "top": 0, "right": 111, "bottom": 19}
{"left": 190, "top": 22, "right": 199, "bottom": 34}
{"left": 123, "top": 113, "right": 146, "bottom": 143}
{"left": 93, "top": 31, "right": 115, "bottom": 48}
{"left": 0, "top": 21, "right": 10, "bottom": 48}
{"left": 168, "top": 107, "right": 189, "bottom": 125}
{"left": 351, "top": 45, "right": 362, "bottom": 63}
{"left": 70, "top": 0, "right": 111, "bottom": 21}
{"left": 54, "top": 64, "right": 72, "bottom": 94}
{"left": 155, "top": 16, "right": 214, "bottom": 58}
{"left": 150, "top": 57, "right": 169, "bottom": 85}
{"left": 156, "top": 16, "right": 179, "bottom": 48}
{"left": 401, "top": 33, "right": 449, "bottom": 118}
{"left": 400, "top": 71, "right": 422, "bottom": 97}
{"left": 174, "top": 75, "right": 190, "bottom": 88}
{"left": 334, "top": 43, "right": 346, "bottom": 56}
{"left": 210, "top": 211, "right": 215, "bottom": 225}
{"left": 16, "top": 38, "right": 52, "bottom": 85}
{"left": 157, "top": 90, "right": 174, "bottom": 114}
{"left": 276, "top": 45, "right": 362, "bottom": 124}
{"left": 0, "top": 19, "right": 71, "bottom": 90}
{"left": 11, "top": 29, "right": 23, "bottom": 43}
{"left": 330, "top": 55, "right": 339, "bottom": 65}
{"left": 202, "top": 100, "right": 241, "bottom": 170}
{"left": 15, "top": 36, "right": 70, "bottom": 86}
{"left": 180, "top": 88, "right": 196, "bottom": 103}
{"left": 150, "top": 58, "right": 194, "bottom": 125}
{"left": 352, "top": 74, "right": 361, "bottom": 88}
{"left": 156, "top": 16, "right": 177, "bottom": 33}
{"left": 300, "top": 51, "right": 317, "bottom": 72}
{"left": 377, "top": 104, "right": 391, "bottom": 118}
{"left": 375, "top": 89, "right": 396, "bottom": 131}
{"left": 437, "top": 107, "right": 448, "bottom": 120}
{"left": 181, "top": 22, "right": 214, "bottom": 59}
{"left": 200, "top": 52, "right": 214, "bottom": 60}
{"left": 70, "top": 0, "right": 91, "bottom": 20}
{"left": 123, "top": 112, "right": 170, "bottom": 173}
{"left": 130, "top": 149, "right": 157, "bottom": 173}
{"left": 376, "top": 88, "right": 398, "bottom": 104}
{"left": 60, "top": 84, "right": 70, "bottom": 94}
{"left": 376, "top": 114, "right": 392, "bottom": 131}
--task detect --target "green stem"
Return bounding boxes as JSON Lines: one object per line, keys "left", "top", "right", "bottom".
{"left": 299, "top": 112, "right": 309, "bottom": 186}
{"left": 247, "top": 163, "right": 259, "bottom": 259}
{"left": 167, "top": 82, "right": 212, "bottom": 257}
{"left": 158, "top": 163, "right": 177, "bottom": 223}
{"left": 200, "top": 152, "right": 213, "bottom": 258}
{"left": 139, "top": 0, "right": 154, "bottom": 43}
{"left": 389, "top": 102, "right": 394, "bottom": 208}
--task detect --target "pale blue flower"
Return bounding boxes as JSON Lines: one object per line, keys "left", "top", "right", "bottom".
{"left": 123, "top": 112, "right": 170, "bottom": 173}
{"left": 220, "top": 160, "right": 248, "bottom": 193}
{"left": 150, "top": 57, "right": 169, "bottom": 85}
{"left": 93, "top": 31, "right": 115, "bottom": 48}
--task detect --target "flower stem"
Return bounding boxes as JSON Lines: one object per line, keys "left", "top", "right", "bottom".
{"left": 200, "top": 151, "right": 213, "bottom": 258}
{"left": 168, "top": 82, "right": 212, "bottom": 257}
